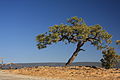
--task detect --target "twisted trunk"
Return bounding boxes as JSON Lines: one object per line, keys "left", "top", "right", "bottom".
{"left": 65, "top": 42, "right": 84, "bottom": 66}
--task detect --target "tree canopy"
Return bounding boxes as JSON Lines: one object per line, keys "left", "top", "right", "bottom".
{"left": 36, "top": 16, "right": 113, "bottom": 65}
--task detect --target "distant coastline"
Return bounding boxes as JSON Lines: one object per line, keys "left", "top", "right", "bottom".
{"left": 1, "top": 62, "right": 120, "bottom": 69}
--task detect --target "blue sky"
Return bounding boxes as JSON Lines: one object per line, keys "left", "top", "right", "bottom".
{"left": 0, "top": 0, "right": 120, "bottom": 63}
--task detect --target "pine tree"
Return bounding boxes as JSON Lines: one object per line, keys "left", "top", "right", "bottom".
{"left": 36, "top": 16, "right": 112, "bottom": 66}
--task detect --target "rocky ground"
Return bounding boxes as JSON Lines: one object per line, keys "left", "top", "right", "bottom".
{"left": 3, "top": 66, "right": 120, "bottom": 80}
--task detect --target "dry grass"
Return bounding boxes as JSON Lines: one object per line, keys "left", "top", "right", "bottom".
{"left": 4, "top": 66, "right": 120, "bottom": 80}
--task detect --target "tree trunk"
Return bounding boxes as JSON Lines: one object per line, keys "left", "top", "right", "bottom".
{"left": 65, "top": 42, "right": 84, "bottom": 66}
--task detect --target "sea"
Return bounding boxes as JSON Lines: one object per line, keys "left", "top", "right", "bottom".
{"left": 1, "top": 62, "right": 120, "bottom": 69}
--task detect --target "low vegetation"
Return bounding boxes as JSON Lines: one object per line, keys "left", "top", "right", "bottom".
{"left": 5, "top": 66, "right": 120, "bottom": 80}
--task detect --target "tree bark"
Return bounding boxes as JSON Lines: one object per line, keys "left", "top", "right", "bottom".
{"left": 65, "top": 42, "right": 84, "bottom": 66}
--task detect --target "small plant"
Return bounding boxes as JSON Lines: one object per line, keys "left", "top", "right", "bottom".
{"left": 101, "top": 47, "right": 120, "bottom": 69}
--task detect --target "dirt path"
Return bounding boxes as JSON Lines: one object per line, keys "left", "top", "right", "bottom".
{"left": 0, "top": 71, "right": 63, "bottom": 80}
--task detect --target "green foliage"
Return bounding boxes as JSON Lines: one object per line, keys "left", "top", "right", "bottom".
{"left": 36, "top": 16, "right": 112, "bottom": 50}
{"left": 101, "top": 47, "right": 119, "bottom": 69}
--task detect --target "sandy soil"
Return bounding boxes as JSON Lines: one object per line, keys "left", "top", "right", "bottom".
{"left": 0, "top": 71, "right": 63, "bottom": 80}
{"left": 3, "top": 66, "right": 120, "bottom": 80}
